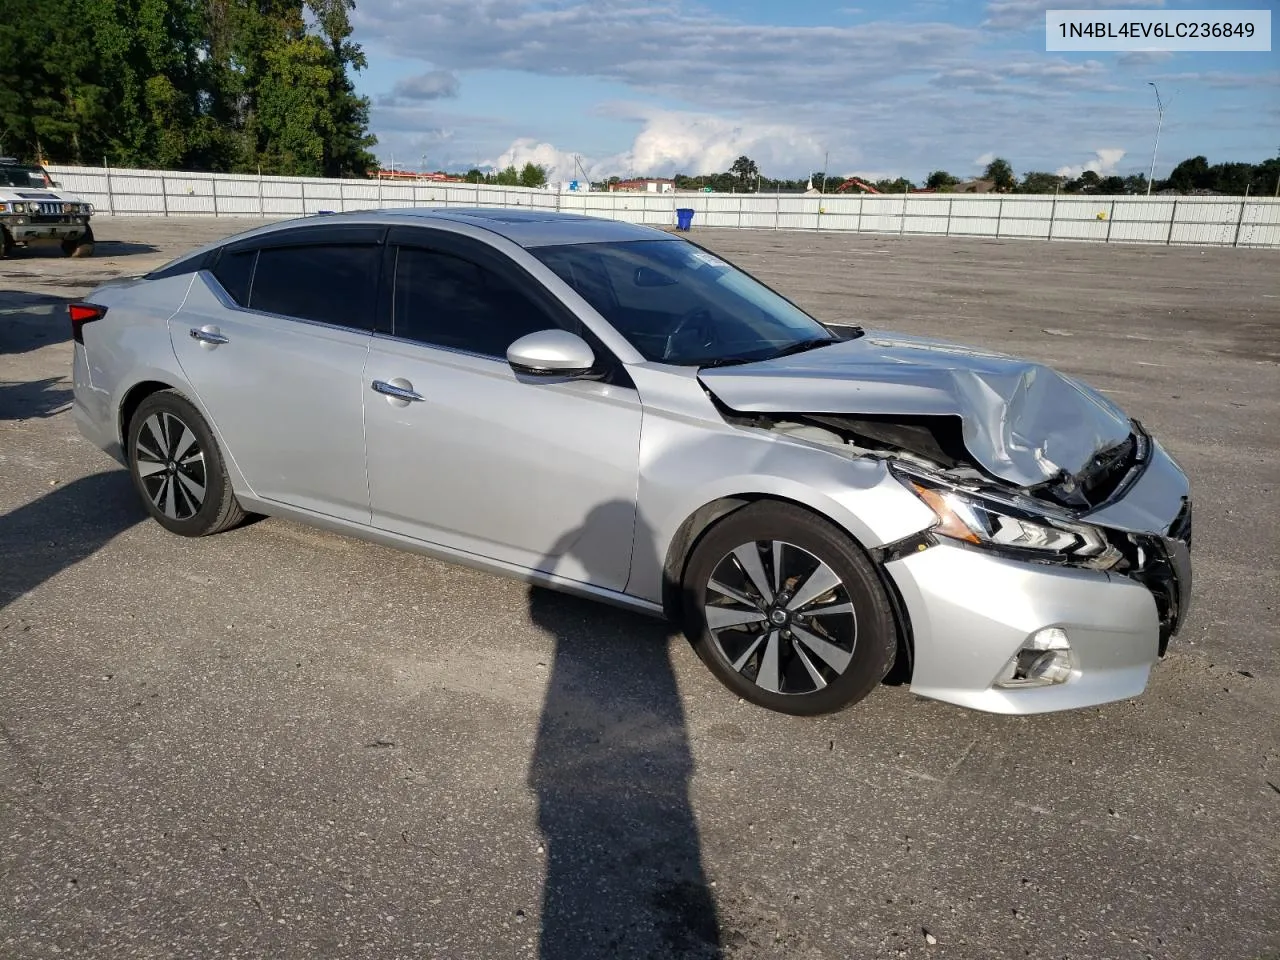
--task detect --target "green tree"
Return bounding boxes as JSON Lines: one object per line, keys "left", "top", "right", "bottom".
{"left": 1122, "top": 173, "right": 1149, "bottom": 194}
{"left": 728, "top": 155, "right": 759, "bottom": 190}
{"left": 1017, "top": 171, "right": 1062, "bottom": 194}
{"left": 926, "top": 170, "right": 959, "bottom": 190}
{"left": 873, "top": 176, "right": 915, "bottom": 192}
{"left": 1164, "top": 155, "right": 1211, "bottom": 192}
{"left": 304, "top": 0, "right": 376, "bottom": 177}
{"left": 983, "top": 157, "right": 1016, "bottom": 191}
{"left": 519, "top": 161, "right": 548, "bottom": 188}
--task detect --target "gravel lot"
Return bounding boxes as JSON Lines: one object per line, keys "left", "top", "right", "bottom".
{"left": 2, "top": 217, "right": 1278, "bottom": 960}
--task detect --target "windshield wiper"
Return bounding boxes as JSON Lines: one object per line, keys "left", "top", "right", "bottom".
{"left": 764, "top": 337, "right": 841, "bottom": 360}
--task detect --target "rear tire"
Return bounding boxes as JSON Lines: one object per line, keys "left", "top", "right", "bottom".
{"left": 126, "top": 389, "right": 245, "bottom": 537}
{"left": 0, "top": 227, "right": 12, "bottom": 259}
{"left": 681, "top": 501, "right": 897, "bottom": 716}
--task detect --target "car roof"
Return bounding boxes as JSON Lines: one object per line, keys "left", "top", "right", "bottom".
{"left": 145, "top": 207, "right": 678, "bottom": 280}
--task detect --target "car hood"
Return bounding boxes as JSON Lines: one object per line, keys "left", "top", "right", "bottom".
{"left": 1, "top": 188, "right": 79, "bottom": 202}
{"left": 698, "top": 331, "right": 1133, "bottom": 488}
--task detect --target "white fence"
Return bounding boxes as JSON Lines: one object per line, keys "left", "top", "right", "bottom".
{"left": 45, "top": 164, "right": 1280, "bottom": 249}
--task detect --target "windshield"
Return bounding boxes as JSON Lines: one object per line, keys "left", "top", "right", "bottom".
{"left": 0, "top": 167, "right": 52, "bottom": 188}
{"left": 530, "top": 239, "right": 838, "bottom": 366}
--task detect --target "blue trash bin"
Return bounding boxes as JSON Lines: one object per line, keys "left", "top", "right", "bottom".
{"left": 675, "top": 208, "right": 695, "bottom": 231}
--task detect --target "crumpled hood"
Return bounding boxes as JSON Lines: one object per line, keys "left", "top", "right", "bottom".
{"left": 698, "top": 330, "right": 1134, "bottom": 487}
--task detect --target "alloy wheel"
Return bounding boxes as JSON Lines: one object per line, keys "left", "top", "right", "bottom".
{"left": 133, "top": 411, "right": 207, "bottom": 521}
{"left": 704, "top": 540, "right": 858, "bottom": 696}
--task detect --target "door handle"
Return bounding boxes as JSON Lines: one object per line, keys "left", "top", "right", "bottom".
{"left": 372, "top": 379, "right": 424, "bottom": 402}
{"left": 190, "top": 328, "right": 229, "bottom": 345}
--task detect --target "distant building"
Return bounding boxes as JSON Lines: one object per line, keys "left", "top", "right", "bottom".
{"left": 609, "top": 178, "right": 675, "bottom": 194}
{"left": 375, "top": 169, "right": 466, "bottom": 183}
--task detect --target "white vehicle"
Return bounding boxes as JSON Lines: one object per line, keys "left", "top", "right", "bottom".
{"left": 0, "top": 158, "right": 95, "bottom": 258}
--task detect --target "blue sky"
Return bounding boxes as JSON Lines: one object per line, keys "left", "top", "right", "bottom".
{"left": 348, "top": 0, "right": 1278, "bottom": 182}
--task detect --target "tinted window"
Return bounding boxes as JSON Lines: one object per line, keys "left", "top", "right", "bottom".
{"left": 249, "top": 244, "right": 380, "bottom": 330}
{"left": 532, "top": 240, "right": 835, "bottom": 366}
{"left": 0, "top": 166, "right": 50, "bottom": 188}
{"left": 212, "top": 249, "right": 256, "bottom": 306}
{"left": 393, "top": 246, "right": 559, "bottom": 356}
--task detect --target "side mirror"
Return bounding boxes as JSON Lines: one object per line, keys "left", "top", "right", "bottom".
{"left": 507, "top": 329, "right": 596, "bottom": 378}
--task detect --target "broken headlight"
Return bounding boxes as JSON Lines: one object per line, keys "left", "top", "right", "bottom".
{"left": 896, "top": 469, "right": 1121, "bottom": 570}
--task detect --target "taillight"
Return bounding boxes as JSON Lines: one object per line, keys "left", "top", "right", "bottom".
{"left": 69, "top": 302, "right": 107, "bottom": 344}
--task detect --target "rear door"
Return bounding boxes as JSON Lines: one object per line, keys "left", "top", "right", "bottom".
{"left": 169, "top": 224, "right": 383, "bottom": 524}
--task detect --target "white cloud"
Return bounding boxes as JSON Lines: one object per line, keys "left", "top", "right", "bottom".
{"left": 982, "top": 0, "right": 1163, "bottom": 31}
{"left": 975, "top": 151, "right": 997, "bottom": 167}
{"left": 483, "top": 108, "right": 827, "bottom": 181}
{"left": 1056, "top": 148, "right": 1126, "bottom": 179}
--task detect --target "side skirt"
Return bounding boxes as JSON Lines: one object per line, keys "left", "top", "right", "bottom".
{"left": 236, "top": 495, "right": 669, "bottom": 621}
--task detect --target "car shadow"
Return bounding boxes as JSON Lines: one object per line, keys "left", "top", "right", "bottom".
{"left": 0, "top": 376, "right": 72, "bottom": 421}
{"left": 527, "top": 501, "right": 722, "bottom": 959}
{"left": 11, "top": 240, "right": 159, "bottom": 258}
{"left": 0, "top": 292, "right": 72, "bottom": 356}
{"left": 0, "top": 471, "right": 144, "bottom": 613}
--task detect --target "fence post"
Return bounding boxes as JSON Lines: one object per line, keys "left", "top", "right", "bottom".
{"left": 1048, "top": 190, "right": 1057, "bottom": 241}
{"left": 855, "top": 194, "right": 862, "bottom": 234}
{"left": 211, "top": 176, "right": 218, "bottom": 217}
{"left": 995, "top": 196, "right": 1003, "bottom": 239}
{"left": 300, "top": 179, "right": 305, "bottom": 215}
{"left": 900, "top": 193, "right": 908, "bottom": 237}
{"left": 104, "top": 159, "right": 115, "bottom": 216}
{"left": 775, "top": 191, "right": 780, "bottom": 230}
{"left": 1166, "top": 198, "right": 1177, "bottom": 245}
{"left": 258, "top": 166, "right": 264, "bottom": 217}
{"left": 737, "top": 195, "right": 743, "bottom": 230}
{"left": 1105, "top": 199, "right": 1115, "bottom": 242}
{"left": 945, "top": 197, "right": 952, "bottom": 237}
{"left": 1232, "top": 193, "right": 1249, "bottom": 248}
{"left": 377, "top": 175, "right": 383, "bottom": 209}
{"left": 160, "top": 173, "right": 168, "bottom": 216}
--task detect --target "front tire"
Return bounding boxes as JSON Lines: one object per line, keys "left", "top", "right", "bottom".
{"left": 62, "top": 225, "right": 94, "bottom": 257}
{"left": 126, "top": 390, "right": 245, "bottom": 537}
{"left": 681, "top": 501, "right": 897, "bottom": 716}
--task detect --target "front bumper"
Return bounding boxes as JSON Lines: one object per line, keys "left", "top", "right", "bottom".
{"left": 2, "top": 216, "right": 89, "bottom": 242}
{"left": 885, "top": 439, "right": 1192, "bottom": 715}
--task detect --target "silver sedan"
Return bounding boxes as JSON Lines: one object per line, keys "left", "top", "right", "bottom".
{"left": 69, "top": 209, "right": 1192, "bottom": 716}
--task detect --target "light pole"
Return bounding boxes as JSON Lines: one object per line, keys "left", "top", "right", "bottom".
{"left": 1145, "top": 82, "right": 1166, "bottom": 196}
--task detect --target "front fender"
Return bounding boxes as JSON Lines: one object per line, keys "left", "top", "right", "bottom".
{"left": 627, "top": 416, "right": 936, "bottom": 605}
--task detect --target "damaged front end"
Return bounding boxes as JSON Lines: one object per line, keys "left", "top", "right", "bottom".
{"left": 710, "top": 402, "right": 1192, "bottom": 653}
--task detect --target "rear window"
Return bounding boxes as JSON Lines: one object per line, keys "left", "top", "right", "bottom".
{"left": 248, "top": 244, "right": 380, "bottom": 330}
{"left": 212, "top": 249, "right": 256, "bottom": 306}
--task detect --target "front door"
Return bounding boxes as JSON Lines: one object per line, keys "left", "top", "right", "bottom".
{"left": 362, "top": 230, "right": 642, "bottom": 591}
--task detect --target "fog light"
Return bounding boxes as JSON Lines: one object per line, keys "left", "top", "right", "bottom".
{"left": 994, "top": 628, "right": 1075, "bottom": 688}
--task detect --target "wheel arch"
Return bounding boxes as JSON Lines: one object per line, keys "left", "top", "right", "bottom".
{"left": 118, "top": 380, "right": 176, "bottom": 455}
{"left": 660, "top": 492, "right": 915, "bottom": 681}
